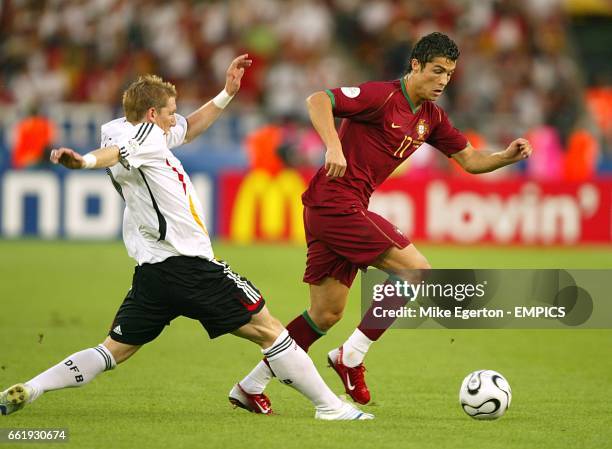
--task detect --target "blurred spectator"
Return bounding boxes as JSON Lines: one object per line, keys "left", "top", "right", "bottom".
{"left": 563, "top": 128, "right": 599, "bottom": 181}
{"left": 525, "top": 126, "right": 564, "bottom": 180}
{"left": 0, "top": 0, "right": 610, "bottom": 176}
{"left": 11, "top": 104, "right": 56, "bottom": 169}
{"left": 585, "top": 86, "right": 612, "bottom": 159}
{"left": 245, "top": 115, "right": 324, "bottom": 174}
{"left": 244, "top": 122, "right": 284, "bottom": 175}
{"left": 275, "top": 116, "right": 325, "bottom": 169}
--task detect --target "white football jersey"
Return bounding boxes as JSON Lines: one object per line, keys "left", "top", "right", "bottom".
{"left": 101, "top": 114, "right": 214, "bottom": 264}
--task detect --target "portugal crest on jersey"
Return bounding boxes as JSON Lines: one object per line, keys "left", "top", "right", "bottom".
{"left": 416, "top": 119, "right": 429, "bottom": 140}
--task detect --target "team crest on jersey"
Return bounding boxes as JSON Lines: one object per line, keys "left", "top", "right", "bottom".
{"left": 341, "top": 87, "right": 360, "bottom": 98}
{"left": 416, "top": 119, "right": 429, "bottom": 140}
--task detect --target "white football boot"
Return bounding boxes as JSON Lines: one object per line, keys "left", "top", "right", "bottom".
{"left": 315, "top": 400, "right": 374, "bottom": 420}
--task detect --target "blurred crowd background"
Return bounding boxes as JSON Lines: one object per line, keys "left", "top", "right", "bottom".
{"left": 1, "top": 0, "right": 611, "bottom": 179}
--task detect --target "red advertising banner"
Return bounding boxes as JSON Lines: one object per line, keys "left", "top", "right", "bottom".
{"left": 373, "top": 177, "right": 612, "bottom": 244}
{"left": 218, "top": 170, "right": 612, "bottom": 245}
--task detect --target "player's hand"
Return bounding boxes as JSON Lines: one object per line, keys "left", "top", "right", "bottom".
{"left": 504, "top": 138, "right": 533, "bottom": 163}
{"left": 325, "top": 148, "right": 347, "bottom": 177}
{"left": 50, "top": 147, "right": 85, "bottom": 169}
{"left": 225, "top": 54, "right": 253, "bottom": 96}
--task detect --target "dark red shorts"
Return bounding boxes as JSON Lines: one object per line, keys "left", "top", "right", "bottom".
{"left": 303, "top": 205, "right": 411, "bottom": 288}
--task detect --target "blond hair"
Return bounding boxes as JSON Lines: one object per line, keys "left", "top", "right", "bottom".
{"left": 122, "top": 74, "right": 177, "bottom": 122}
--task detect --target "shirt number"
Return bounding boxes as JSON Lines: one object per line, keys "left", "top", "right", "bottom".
{"left": 393, "top": 136, "right": 413, "bottom": 158}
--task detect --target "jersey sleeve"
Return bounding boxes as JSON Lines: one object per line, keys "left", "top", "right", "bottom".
{"left": 325, "top": 82, "right": 390, "bottom": 121}
{"left": 166, "top": 113, "right": 188, "bottom": 149}
{"left": 427, "top": 106, "right": 468, "bottom": 157}
{"left": 100, "top": 120, "right": 121, "bottom": 149}
{"left": 117, "top": 123, "right": 165, "bottom": 168}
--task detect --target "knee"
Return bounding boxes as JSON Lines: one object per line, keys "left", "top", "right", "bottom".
{"left": 310, "top": 308, "right": 343, "bottom": 331}
{"left": 405, "top": 251, "right": 431, "bottom": 270}
{"left": 394, "top": 258, "right": 431, "bottom": 282}
{"left": 416, "top": 259, "right": 432, "bottom": 270}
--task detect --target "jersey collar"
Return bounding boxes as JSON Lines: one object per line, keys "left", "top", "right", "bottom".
{"left": 401, "top": 76, "right": 419, "bottom": 114}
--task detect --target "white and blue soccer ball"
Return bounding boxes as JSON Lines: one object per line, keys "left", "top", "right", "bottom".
{"left": 459, "top": 370, "right": 512, "bottom": 420}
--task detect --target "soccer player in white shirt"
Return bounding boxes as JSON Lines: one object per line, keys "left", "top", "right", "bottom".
{"left": 0, "top": 55, "right": 372, "bottom": 421}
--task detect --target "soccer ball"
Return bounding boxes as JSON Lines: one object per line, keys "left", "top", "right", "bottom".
{"left": 459, "top": 370, "right": 512, "bottom": 420}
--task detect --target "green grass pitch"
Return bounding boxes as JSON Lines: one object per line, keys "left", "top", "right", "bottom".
{"left": 1, "top": 241, "right": 611, "bottom": 449}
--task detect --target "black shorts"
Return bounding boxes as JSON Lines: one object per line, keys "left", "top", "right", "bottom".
{"left": 109, "top": 256, "right": 265, "bottom": 345}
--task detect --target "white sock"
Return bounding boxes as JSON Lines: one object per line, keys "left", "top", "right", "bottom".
{"left": 262, "top": 329, "right": 342, "bottom": 411}
{"left": 25, "top": 345, "right": 116, "bottom": 403}
{"left": 239, "top": 360, "right": 273, "bottom": 394}
{"left": 341, "top": 329, "right": 373, "bottom": 368}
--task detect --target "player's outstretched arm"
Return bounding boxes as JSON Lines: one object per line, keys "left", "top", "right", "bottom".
{"left": 306, "top": 91, "right": 346, "bottom": 177}
{"left": 50, "top": 146, "right": 120, "bottom": 169}
{"left": 184, "top": 54, "right": 252, "bottom": 143}
{"left": 451, "top": 138, "right": 533, "bottom": 174}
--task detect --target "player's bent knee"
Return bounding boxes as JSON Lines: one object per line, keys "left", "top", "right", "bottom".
{"left": 415, "top": 259, "right": 432, "bottom": 270}
{"left": 312, "top": 309, "right": 343, "bottom": 331}
{"left": 398, "top": 253, "right": 431, "bottom": 271}
{"left": 392, "top": 254, "right": 432, "bottom": 277}
{"left": 376, "top": 245, "right": 432, "bottom": 274}
{"left": 393, "top": 258, "right": 431, "bottom": 283}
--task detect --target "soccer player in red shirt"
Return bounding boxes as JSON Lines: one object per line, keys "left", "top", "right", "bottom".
{"left": 233, "top": 32, "right": 532, "bottom": 410}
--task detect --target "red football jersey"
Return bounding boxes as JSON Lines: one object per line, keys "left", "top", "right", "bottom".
{"left": 302, "top": 78, "right": 468, "bottom": 209}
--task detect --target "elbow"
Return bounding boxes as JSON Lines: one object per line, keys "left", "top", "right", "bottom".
{"left": 464, "top": 165, "right": 478, "bottom": 174}
{"left": 455, "top": 157, "right": 482, "bottom": 174}
{"left": 465, "top": 165, "right": 489, "bottom": 175}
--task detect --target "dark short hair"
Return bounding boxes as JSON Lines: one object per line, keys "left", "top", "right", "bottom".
{"left": 407, "top": 32, "right": 460, "bottom": 72}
